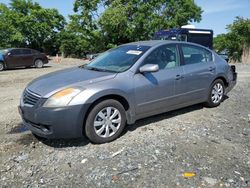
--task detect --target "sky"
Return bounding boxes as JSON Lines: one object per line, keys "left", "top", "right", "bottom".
{"left": 193, "top": 0, "right": 250, "bottom": 35}
{"left": 0, "top": 0, "right": 249, "bottom": 36}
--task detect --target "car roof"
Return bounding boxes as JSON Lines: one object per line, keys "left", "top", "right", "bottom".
{"left": 122, "top": 40, "right": 213, "bottom": 52}
{"left": 11, "top": 48, "right": 32, "bottom": 50}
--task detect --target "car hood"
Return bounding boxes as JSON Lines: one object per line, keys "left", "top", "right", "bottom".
{"left": 27, "top": 66, "right": 117, "bottom": 97}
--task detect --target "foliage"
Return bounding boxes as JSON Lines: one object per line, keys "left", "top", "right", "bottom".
{"left": 214, "top": 17, "right": 250, "bottom": 62}
{"left": 0, "top": 0, "right": 66, "bottom": 54}
{"left": 62, "top": 0, "right": 202, "bottom": 56}
{"left": 0, "top": 0, "right": 203, "bottom": 57}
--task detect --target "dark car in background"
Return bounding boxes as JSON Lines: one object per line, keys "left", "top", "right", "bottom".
{"left": 0, "top": 48, "right": 48, "bottom": 71}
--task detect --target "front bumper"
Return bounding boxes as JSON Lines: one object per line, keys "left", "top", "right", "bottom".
{"left": 19, "top": 103, "right": 90, "bottom": 139}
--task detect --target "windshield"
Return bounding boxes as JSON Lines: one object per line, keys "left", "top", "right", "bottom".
{"left": 0, "top": 49, "right": 9, "bottom": 55}
{"left": 84, "top": 45, "right": 150, "bottom": 73}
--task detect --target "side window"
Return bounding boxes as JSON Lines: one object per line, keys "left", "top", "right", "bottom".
{"left": 22, "top": 49, "right": 32, "bottom": 55}
{"left": 11, "top": 49, "right": 22, "bottom": 56}
{"left": 143, "top": 44, "right": 180, "bottom": 70}
{"left": 181, "top": 45, "right": 213, "bottom": 65}
{"left": 32, "top": 50, "right": 39, "bottom": 54}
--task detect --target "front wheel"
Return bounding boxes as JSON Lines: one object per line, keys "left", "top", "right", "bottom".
{"left": 34, "top": 59, "right": 44, "bottom": 68}
{"left": 205, "top": 79, "right": 225, "bottom": 107}
{"left": 85, "top": 99, "right": 126, "bottom": 144}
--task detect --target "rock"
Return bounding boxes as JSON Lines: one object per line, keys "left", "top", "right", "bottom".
{"left": 234, "top": 171, "right": 241, "bottom": 175}
{"left": 30, "top": 142, "right": 36, "bottom": 148}
{"left": 155, "top": 150, "right": 160, "bottom": 154}
{"left": 14, "top": 154, "right": 29, "bottom": 162}
{"left": 40, "top": 178, "right": 45, "bottom": 184}
{"left": 227, "top": 179, "right": 234, "bottom": 183}
{"left": 203, "top": 177, "right": 218, "bottom": 186}
{"left": 112, "top": 175, "right": 119, "bottom": 182}
{"left": 27, "top": 169, "right": 33, "bottom": 176}
{"left": 81, "top": 159, "right": 88, "bottom": 164}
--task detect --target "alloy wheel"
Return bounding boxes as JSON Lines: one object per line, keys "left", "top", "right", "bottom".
{"left": 211, "top": 83, "right": 224, "bottom": 104}
{"left": 93, "top": 107, "right": 121, "bottom": 138}
{"left": 35, "top": 60, "right": 43, "bottom": 68}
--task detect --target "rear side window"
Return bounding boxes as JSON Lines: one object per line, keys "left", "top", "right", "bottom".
{"left": 22, "top": 49, "right": 32, "bottom": 55}
{"left": 32, "top": 50, "right": 39, "bottom": 54}
{"left": 181, "top": 45, "right": 213, "bottom": 65}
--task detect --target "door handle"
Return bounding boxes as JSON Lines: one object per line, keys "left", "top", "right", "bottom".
{"left": 209, "top": 67, "right": 215, "bottom": 71}
{"left": 176, "top": 74, "right": 184, "bottom": 80}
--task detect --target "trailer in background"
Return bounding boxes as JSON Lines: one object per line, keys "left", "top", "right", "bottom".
{"left": 152, "top": 25, "right": 214, "bottom": 50}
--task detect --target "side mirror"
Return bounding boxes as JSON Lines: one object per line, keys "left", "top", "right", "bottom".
{"left": 139, "top": 64, "right": 159, "bottom": 73}
{"left": 7, "top": 52, "right": 11, "bottom": 56}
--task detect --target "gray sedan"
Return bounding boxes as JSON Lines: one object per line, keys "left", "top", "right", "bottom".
{"left": 19, "top": 41, "right": 237, "bottom": 143}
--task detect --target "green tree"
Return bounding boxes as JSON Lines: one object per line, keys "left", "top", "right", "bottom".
{"left": 65, "top": 0, "right": 202, "bottom": 56}
{"left": 214, "top": 17, "right": 250, "bottom": 62}
{"left": 0, "top": 0, "right": 66, "bottom": 54}
{"left": 99, "top": 0, "right": 202, "bottom": 44}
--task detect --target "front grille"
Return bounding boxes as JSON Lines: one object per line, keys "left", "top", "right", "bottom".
{"left": 23, "top": 89, "right": 41, "bottom": 106}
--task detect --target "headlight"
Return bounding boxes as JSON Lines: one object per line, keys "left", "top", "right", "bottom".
{"left": 43, "top": 88, "right": 81, "bottom": 107}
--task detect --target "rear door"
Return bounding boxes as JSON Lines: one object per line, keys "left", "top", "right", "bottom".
{"left": 176, "top": 44, "right": 216, "bottom": 103}
{"left": 21, "top": 49, "right": 34, "bottom": 67}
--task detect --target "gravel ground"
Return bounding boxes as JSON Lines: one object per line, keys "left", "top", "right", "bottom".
{"left": 0, "top": 60, "right": 249, "bottom": 187}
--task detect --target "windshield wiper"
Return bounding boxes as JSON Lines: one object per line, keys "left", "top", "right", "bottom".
{"left": 82, "top": 65, "right": 118, "bottom": 73}
{"left": 85, "top": 66, "right": 105, "bottom": 72}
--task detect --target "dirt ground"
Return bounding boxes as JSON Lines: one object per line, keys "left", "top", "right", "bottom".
{"left": 0, "top": 59, "right": 250, "bottom": 187}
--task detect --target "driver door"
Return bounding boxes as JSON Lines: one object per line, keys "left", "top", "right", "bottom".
{"left": 134, "top": 44, "right": 184, "bottom": 117}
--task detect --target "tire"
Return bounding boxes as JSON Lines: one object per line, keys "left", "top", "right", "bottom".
{"left": 34, "top": 59, "right": 44, "bottom": 68}
{"left": 205, "top": 79, "right": 225, "bottom": 107}
{"left": 0, "top": 62, "right": 4, "bottom": 71}
{"left": 85, "top": 99, "right": 126, "bottom": 144}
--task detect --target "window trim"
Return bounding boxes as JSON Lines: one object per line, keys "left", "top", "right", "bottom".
{"left": 140, "top": 43, "right": 181, "bottom": 71}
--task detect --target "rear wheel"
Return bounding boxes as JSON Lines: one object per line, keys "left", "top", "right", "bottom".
{"left": 206, "top": 79, "right": 225, "bottom": 107}
{"left": 85, "top": 99, "right": 126, "bottom": 144}
{"left": 0, "top": 62, "right": 4, "bottom": 71}
{"left": 34, "top": 59, "right": 44, "bottom": 68}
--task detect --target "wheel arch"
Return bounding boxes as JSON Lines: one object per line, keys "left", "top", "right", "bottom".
{"left": 34, "top": 58, "right": 43, "bottom": 64}
{"left": 213, "top": 76, "right": 229, "bottom": 88}
{"left": 81, "top": 93, "right": 132, "bottom": 134}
